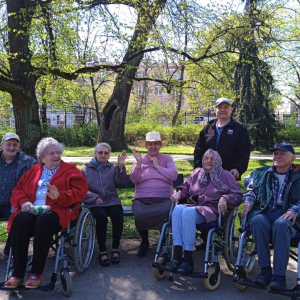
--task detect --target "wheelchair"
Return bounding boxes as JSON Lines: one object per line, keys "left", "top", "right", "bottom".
{"left": 232, "top": 214, "right": 300, "bottom": 300}
{"left": 0, "top": 207, "right": 95, "bottom": 297}
{"left": 152, "top": 202, "right": 242, "bottom": 291}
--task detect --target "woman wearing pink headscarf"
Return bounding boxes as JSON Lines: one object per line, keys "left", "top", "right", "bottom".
{"left": 165, "top": 149, "right": 242, "bottom": 275}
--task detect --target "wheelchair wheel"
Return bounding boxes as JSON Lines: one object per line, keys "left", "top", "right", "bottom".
{"left": 153, "top": 222, "right": 173, "bottom": 280}
{"left": 153, "top": 257, "right": 167, "bottom": 280}
{"left": 73, "top": 208, "right": 95, "bottom": 274}
{"left": 242, "top": 232, "right": 256, "bottom": 273}
{"left": 61, "top": 271, "right": 73, "bottom": 297}
{"left": 223, "top": 208, "right": 242, "bottom": 272}
{"left": 203, "top": 267, "right": 221, "bottom": 291}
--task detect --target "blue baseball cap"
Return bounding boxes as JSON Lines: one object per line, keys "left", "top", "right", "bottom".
{"left": 215, "top": 97, "right": 232, "bottom": 107}
{"left": 271, "top": 143, "right": 295, "bottom": 155}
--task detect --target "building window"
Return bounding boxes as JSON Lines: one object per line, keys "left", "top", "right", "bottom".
{"left": 137, "top": 71, "right": 145, "bottom": 77}
{"left": 154, "top": 86, "right": 163, "bottom": 96}
{"left": 57, "top": 115, "right": 64, "bottom": 126}
{"left": 136, "top": 86, "right": 143, "bottom": 95}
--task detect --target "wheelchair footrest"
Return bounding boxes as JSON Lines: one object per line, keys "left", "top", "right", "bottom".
{"left": 269, "top": 287, "right": 300, "bottom": 298}
{"left": 233, "top": 276, "right": 266, "bottom": 290}
{"left": 152, "top": 262, "right": 166, "bottom": 271}
{"left": 0, "top": 282, "right": 55, "bottom": 292}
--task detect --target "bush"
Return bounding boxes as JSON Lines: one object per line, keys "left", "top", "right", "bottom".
{"left": 276, "top": 126, "right": 300, "bottom": 145}
{"left": 42, "top": 123, "right": 98, "bottom": 146}
{"left": 125, "top": 123, "right": 202, "bottom": 145}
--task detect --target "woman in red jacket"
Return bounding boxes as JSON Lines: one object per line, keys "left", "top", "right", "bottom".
{"left": 4, "top": 137, "right": 88, "bottom": 289}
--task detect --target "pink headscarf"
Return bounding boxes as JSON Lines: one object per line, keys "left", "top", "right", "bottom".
{"left": 198, "top": 149, "right": 229, "bottom": 192}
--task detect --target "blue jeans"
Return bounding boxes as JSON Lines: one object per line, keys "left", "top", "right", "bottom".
{"left": 251, "top": 207, "right": 297, "bottom": 276}
{"left": 172, "top": 205, "right": 206, "bottom": 251}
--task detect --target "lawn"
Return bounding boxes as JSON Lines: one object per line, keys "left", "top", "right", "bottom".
{"left": 64, "top": 145, "right": 300, "bottom": 157}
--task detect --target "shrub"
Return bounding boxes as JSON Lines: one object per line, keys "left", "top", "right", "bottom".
{"left": 42, "top": 123, "right": 98, "bottom": 146}
{"left": 276, "top": 126, "right": 300, "bottom": 145}
{"left": 125, "top": 123, "right": 202, "bottom": 145}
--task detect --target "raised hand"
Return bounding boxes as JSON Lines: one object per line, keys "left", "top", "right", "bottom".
{"left": 150, "top": 156, "right": 160, "bottom": 169}
{"left": 118, "top": 150, "right": 127, "bottom": 169}
{"left": 132, "top": 149, "right": 142, "bottom": 167}
{"left": 46, "top": 184, "right": 60, "bottom": 200}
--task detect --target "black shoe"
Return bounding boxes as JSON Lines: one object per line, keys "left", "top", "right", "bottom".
{"left": 137, "top": 242, "right": 149, "bottom": 257}
{"left": 254, "top": 266, "right": 272, "bottom": 287}
{"left": 99, "top": 253, "right": 110, "bottom": 267}
{"left": 269, "top": 275, "right": 286, "bottom": 290}
{"left": 165, "top": 259, "right": 181, "bottom": 272}
{"left": 177, "top": 261, "right": 194, "bottom": 275}
{"left": 111, "top": 250, "right": 120, "bottom": 265}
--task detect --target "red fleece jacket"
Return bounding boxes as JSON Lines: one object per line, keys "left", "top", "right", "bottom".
{"left": 7, "top": 161, "right": 88, "bottom": 232}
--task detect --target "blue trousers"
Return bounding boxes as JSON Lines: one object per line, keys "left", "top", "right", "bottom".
{"left": 251, "top": 207, "right": 297, "bottom": 276}
{"left": 172, "top": 205, "right": 206, "bottom": 251}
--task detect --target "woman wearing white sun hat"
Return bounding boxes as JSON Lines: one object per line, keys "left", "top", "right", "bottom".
{"left": 131, "top": 131, "right": 178, "bottom": 257}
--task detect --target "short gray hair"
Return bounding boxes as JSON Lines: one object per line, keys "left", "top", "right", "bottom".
{"left": 95, "top": 142, "right": 111, "bottom": 152}
{"left": 36, "top": 137, "right": 64, "bottom": 162}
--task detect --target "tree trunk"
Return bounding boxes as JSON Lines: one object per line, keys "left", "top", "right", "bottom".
{"left": 99, "top": 0, "right": 168, "bottom": 151}
{"left": 6, "top": 0, "right": 42, "bottom": 155}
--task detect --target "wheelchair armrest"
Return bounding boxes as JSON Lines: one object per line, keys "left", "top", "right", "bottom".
{"left": 68, "top": 202, "right": 82, "bottom": 210}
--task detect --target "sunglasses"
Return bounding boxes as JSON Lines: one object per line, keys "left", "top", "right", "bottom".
{"left": 97, "top": 151, "right": 109, "bottom": 155}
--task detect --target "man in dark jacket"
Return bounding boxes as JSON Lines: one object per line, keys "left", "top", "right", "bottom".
{"left": 243, "top": 143, "right": 300, "bottom": 291}
{"left": 194, "top": 97, "right": 250, "bottom": 180}
{"left": 0, "top": 132, "right": 36, "bottom": 257}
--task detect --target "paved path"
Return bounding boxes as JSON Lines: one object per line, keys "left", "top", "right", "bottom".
{"left": 62, "top": 154, "right": 277, "bottom": 163}
{"left": 0, "top": 238, "right": 296, "bottom": 300}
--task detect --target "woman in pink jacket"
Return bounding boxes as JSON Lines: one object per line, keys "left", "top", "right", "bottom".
{"left": 164, "top": 149, "right": 242, "bottom": 275}
{"left": 131, "top": 131, "right": 178, "bottom": 257}
{"left": 5, "top": 137, "right": 88, "bottom": 289}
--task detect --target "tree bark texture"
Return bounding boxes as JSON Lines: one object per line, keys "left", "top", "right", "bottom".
{"left": 99, "top": 0, "right": 168, "bottom": 151}
{"left": 5, "top": 0, "right": 42, "bottom": 155}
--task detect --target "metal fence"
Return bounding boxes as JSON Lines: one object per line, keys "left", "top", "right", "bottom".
{"left": 0, "top": 106, "right": 298, "bottom": 127}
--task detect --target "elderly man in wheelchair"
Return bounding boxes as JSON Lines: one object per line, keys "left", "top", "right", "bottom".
{"left": 153, "top": 149, "right": 242, "bottom": 289}
{"left": 242, "top": 143, "right": 300, "bottom": 291}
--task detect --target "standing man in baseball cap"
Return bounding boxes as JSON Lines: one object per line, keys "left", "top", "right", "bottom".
{"left": 243, "top": 143, "right": 300, "bottom": 290}
{"left": 194, "top": 97, "right": 251, "bottom": 180}
{"left": 0, "top": 132, "right": 36, "bottom": 256}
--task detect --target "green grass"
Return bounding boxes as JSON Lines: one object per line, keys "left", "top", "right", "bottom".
{"left": 64, "top": 145, "right": 195, "bottom": 156}
{"left": 64, "top": 145, "right": 300, "bottom": 157}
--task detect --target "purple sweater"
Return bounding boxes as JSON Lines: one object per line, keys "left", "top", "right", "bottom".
{"left": 130, "top": 153, "right": 178, "bottom": 199}
{"left": 81, "top": 161, "right": 126, "bottom": 208}
{"left": 177, "top": 168, "right": 242, "bottom": 223}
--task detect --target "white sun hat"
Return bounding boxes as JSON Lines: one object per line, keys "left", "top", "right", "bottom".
{"left": 137, "top": 131, "right": 168, "bottom": 147}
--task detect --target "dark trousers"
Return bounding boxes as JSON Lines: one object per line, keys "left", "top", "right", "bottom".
{"left": 10, "top": 211, "right": 60, "bottom": 278}
{"left": 0, "top": 203, "right": 12, "bottom": 219}
{"left": 89, "top": 205, "right": 123, "bottom": 252}
{"left": 0, "top": 204, "right": 12, "bottom": 256}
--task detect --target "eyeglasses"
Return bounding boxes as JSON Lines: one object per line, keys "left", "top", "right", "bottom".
{"left": 97, "top": 151, "right": 109, "bottom": 155}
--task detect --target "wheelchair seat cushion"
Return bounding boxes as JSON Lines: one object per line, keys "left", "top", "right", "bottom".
{"left": 196, "top": 221, "right": 218, "bottom": 230}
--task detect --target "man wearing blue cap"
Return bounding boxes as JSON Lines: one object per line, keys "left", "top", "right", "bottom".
{"left": 194, "top": 97, "right": 250, "bottom": 180}
{"left": 243, "top": 143, "right": 300, "bottom": 290}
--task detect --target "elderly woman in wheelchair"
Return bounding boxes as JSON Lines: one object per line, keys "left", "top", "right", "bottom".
{"left": 162, "top": 149, "right": 242, "bottom": 275}
{"left": 235, "top": 143, "right": 300, "bottom": 292}
{"left": 4, "top": 137, "right": 88, "bottom": 290}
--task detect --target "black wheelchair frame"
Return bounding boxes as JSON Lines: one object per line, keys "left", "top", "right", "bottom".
{"left": 0, "top": 206, "right": 95, "bottom": 297}
{"left": 152, "top": 202, "right": 241, "bottom": 291}
{"left": 233, "top": 214, "right": 300, "bottom": 300}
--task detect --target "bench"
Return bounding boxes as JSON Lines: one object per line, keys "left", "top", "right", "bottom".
{"left": 119, "top": 174, "right": 184, "bottom": 216}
